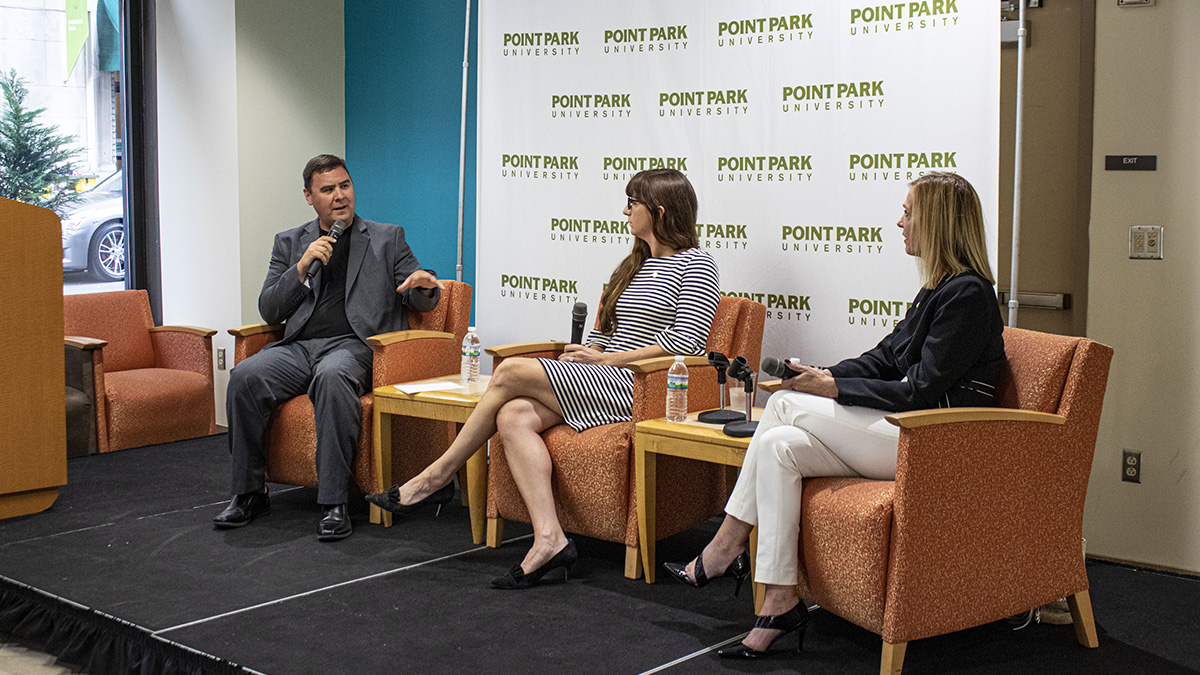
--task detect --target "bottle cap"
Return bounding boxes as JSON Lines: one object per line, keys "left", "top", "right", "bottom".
{"left": 468, "top": 326, "right": 476, "bottom": 331}
{"left": 674, "top": 355, "right": 685, "bottom": 362}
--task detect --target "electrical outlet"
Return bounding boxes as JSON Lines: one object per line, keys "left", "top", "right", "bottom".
{"left": 217, "top": 348, "right": 226, "bottom": 371}
{"left": 1122, "top": 449, "right": 1141, "bottom": 483}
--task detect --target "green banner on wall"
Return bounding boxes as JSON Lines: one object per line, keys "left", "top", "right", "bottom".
{"left": 65, "top": 0, "right": 89, "bottom": 78}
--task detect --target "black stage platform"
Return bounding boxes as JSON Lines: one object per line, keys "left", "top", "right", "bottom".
{"left": 1, "top": 435, "right": 1198, "bottom": 675}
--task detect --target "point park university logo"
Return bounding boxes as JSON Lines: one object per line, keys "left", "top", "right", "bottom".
{"left": 500, "top": 154, "right": 580, "bottom": 181}
{"left": 848, "top": 297, "right": 912, "bottom": 328}
{"left": 500, "top": 274, "right": 580, "bottom": 305}
{"left": 502, "top": 30, "right": 580, "bottom": 57}
{"left": 848, "top": 151, "right": 957, "bottom": 182}
{"left": 848, "top": 1, "right": 960, "bottom": 36}
{"left": 715, "top": 14, "right": 814, "bottom": 47}
{"left": 549, "top": 217, "right": 632, "bottom": 247}
{"left": 603, "top": 25, "right": 688, "bottom": 53}
{"left": 722, "top": 291, "right": 812, "bottom": 323}
{"left": 781, "top": 225, "right": 884, "bottom": 255}
{"left": 550, "top": 93, "right": 632, "bottom": 120}
{"left": 660, "top": 88, "right": 750, "bottom": 118}
{"left": 716, "top": 155, "right": 813, "bottom": 184}
{"left": 781, "top": 80, "right": 884, "bottom": 113}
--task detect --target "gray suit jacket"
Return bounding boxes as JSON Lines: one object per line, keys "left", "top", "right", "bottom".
{"left": 257, "top": 215, "right": 440, "bottom": 346}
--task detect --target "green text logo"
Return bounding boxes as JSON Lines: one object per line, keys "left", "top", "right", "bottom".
{"left": 716, "top": 14, "right": 815, "bottom": 47}
{"left": 603, "top": 25, "right": 689, "bottom": 54}
{"left": 502, "top": 30, "right": 581, "bottom": 57}
{"left": 499, "top": 273, "right": 581, "bottom": 305}
{"left": 500, "top": 154, "right": 580, "bottom": 181}
{"left": 660, "top": 89, "right": 750, "bottom": 118}
{"left": 723, "top": 290, "right": 812, "bottom": 322}
{"left": 781, "top": 225, "right": 884, "bottom": 254}
{"left": 848, "top": 1, "right": 959, "bottom": 36}
{"left": 601, "top": 156, "right": 689, "bottom": 181}
{"left": 717, "top": 155, "right": 813, "bottom": 184}
{"left": 848, "top": 151, "right": 957, "bottom": 182}
{"left": 847, "top": 297, "right": 912, "bottom": 328}
{"left": 780, "top": 81, "right": 885, "bottom": 113}
{"left": 695, "top": 223, "right": 750, "bottom": 251}
{"left": 548, "top": 217, "right": 633, "bottom": 246}
{"left": 550, "top": 93, "right": 632, "bottom": 119}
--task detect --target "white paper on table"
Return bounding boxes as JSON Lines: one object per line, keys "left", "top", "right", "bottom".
{"left": 393, "top": 382, "right": 463, "bottom": 394}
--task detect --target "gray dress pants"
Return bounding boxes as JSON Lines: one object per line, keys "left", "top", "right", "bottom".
{"left": 226, "top": 335, "right": 373, "bottom": 505}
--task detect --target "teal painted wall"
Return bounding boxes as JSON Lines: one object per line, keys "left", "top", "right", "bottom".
{"left": 345, "top": 1, "right": 478, "bottom": 302}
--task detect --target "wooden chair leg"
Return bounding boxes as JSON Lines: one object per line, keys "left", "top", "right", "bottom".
{"left": 1067, "top": 590, "right": 1100, "bottom": 648}
{"left": 457, "top": 466, "right": 470, "bottom": 507}
{"left": 625, "top": 545, "right": 643, "bottom": 580}
{"left": 881, "top": 641, "right": 907, "bottom": 675}
{"left": 486, "top": 516, "right": 503, "bottom": 548}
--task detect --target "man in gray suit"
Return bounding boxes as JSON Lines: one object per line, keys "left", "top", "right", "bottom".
{"left": 214, "top": 154, "right": 440, "bottom": 541}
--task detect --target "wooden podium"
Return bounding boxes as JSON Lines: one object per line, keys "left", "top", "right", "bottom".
{"left": 0, "top": 198, "right": 67, "bottom": 519}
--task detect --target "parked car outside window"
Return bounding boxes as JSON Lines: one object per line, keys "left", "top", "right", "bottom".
{"left": 61, "top": 170, "right": 125, "bottom": 282}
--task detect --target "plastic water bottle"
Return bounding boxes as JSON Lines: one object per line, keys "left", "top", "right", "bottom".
{"left": 666, "top": 355, "right": 688, "bottom": 422}
{"left": 460, "top": 327, "right": 481, "bottom": 384}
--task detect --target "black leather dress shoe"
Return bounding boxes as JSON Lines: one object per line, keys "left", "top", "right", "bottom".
{"left": 213, "top": 491, "right": 271, "bottom": 529}
{"left": 318, "top": 504, "right": 352, "bottom": 541}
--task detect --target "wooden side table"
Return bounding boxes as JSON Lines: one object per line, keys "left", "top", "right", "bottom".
{"left": 372, "top": 375, "right": 490, "bottom": 544}
{"left": 634, "top": 410, "right": 763, "bottom": 587}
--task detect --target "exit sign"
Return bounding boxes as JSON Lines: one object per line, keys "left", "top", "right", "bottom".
{"left": 1105, "top": 155, "right": 1157, "bottom": 171}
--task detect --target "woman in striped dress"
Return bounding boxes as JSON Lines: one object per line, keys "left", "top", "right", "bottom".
{"left": 367, "top": 168, "right": 720, "bottom": 588}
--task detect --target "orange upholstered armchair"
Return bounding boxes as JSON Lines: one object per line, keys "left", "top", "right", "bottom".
{"left": 229, "top": 280, "right": 472, "bottom": 517}
{"left": 63, "top": 290, "right": 217, "bottom": 453}
{"left": 778, "top": 326, "right": 1113, "bottom": 675}
{"left": 485, "top": 296, "right": 766, "bottom": 578}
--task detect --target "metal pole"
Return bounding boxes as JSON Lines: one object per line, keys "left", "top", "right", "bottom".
{"left": 1007, "top": 1, "right": 1028, "bottom": 327}
{"left": 455, "top": 0, "right": 472, "bottom": 283}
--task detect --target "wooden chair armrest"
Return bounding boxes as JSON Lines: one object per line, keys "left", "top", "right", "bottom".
{"left": 65, "top": 336, "right": 107, "bottom": 350}
{"left": 150, "top": 325, "right": 217, "bottom": 337}
{"left": 626, "top": 354, "right": 708, "bottom": 373}
{"left": 367, "top": 329, "right": 453, "bottom": 347}
{"left": 229, "top": 323, "right": 284, "bottom": 338}
{"left": 886, "top": 407, "right": 1066, "bottom": 429}
{"left": 485, "top": 341, "right": 568, "bottom": 358}
{"left": 758, "top": 378, "right": 784, "bottom": 393}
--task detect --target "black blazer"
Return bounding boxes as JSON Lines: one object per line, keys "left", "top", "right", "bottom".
{"left": 828, "top": 271, "right": 1005, "bottom": 412}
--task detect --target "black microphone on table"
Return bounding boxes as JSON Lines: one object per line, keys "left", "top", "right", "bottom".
{"left": 760, "top": 356, "right": 804, "bottom": 380}
{"left": 697, "top": 352, "right": 745, "bottom": 424}
{"left": 570, "top": 302, "right": 588, "bottom": 344}
{"left": 304, "top": 219, "right": 347, "bottom": 282}
{"left": 722, "top": 356, "right": 759, "bottom": 438}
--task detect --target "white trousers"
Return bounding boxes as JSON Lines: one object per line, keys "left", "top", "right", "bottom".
{"left": 725, "top": 390, "right": 900, "bottom": 586}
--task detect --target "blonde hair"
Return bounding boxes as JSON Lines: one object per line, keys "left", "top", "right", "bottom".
{"left": 909, "top": 172, "right": 995, "bottom": 288}
{"left": 598, "top": 169, "right": 699, "bottom": 335}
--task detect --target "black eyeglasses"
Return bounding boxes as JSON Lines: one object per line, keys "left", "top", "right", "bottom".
{"left": 626, "top": 196, "right": 644, "bottom": 209}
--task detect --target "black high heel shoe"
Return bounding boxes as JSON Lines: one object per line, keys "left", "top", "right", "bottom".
{"left": 662, "top": 548, "right": 751, "bottom": 597}
{"left": 717, "top": 603, "right": 809, "bottom": 659}
{"left": 490, "top": 540, "right": 578, "bottom": 590}
{"left": 365, "top": 482, "right": 455, "bottom": 516}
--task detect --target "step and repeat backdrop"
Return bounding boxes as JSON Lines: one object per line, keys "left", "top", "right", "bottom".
{"left": 476, "top": 0, "right": 998, "bottom": 371}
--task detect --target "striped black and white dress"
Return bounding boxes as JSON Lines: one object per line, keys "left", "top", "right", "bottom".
{"left": 540, "top": 248, "right": 720, "bottom": 432}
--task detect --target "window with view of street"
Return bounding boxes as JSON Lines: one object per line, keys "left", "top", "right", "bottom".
{"left": 0, "top": 0, "right": 127, "bottom": 294}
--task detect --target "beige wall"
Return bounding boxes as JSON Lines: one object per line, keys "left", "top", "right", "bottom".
{"left": 157, "top": 0, "right": 343, "bottom": 426}
{"left": 235, "top": 0, "right": 345, "bottom": 324}
{"left": 1085, "top": 1, "right": 1200, "bottom": 573}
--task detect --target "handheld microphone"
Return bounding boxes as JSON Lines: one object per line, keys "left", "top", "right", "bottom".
{"left": 570, "top": 302, "right": 588, "bottom": 344}
{"left": 761, "top": 356, "right": 803, "bottom": 380}
{"left": 304, "top": 219, "right": 346, "bottom": 282}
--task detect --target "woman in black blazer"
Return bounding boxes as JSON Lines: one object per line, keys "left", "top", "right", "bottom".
{"left": 664, "top": 171, "right": 1006, "bottom": 659}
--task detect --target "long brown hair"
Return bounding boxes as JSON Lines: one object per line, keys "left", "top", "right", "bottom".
{"left": 910, "top": 172, "right": 995, "bottom": 288}
{"left": 597, "top": 169, "right": 699, "bottom": 335}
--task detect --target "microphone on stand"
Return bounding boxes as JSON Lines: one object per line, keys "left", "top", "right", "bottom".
{"left": 697, "top": 352, "right": 745, "bottom": 424}
{"left": 570, "top": 302, "right": 588, "bottom": 344}
{"left": 723, "top": 356, "right": 759, "bottom": 438}
{"left": 304, "top": 219, "right": 347, "bottom": 282}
